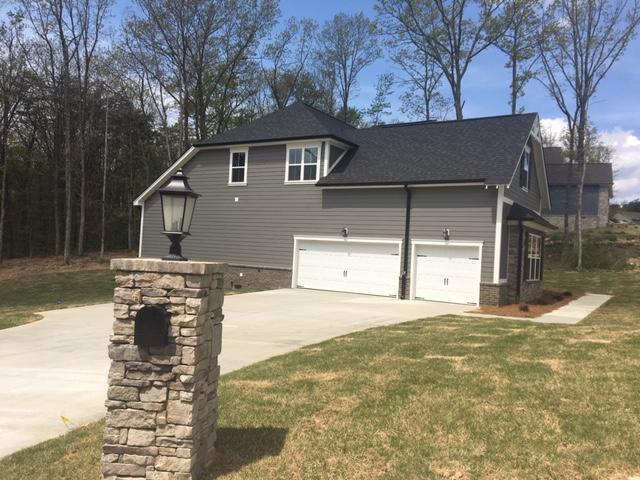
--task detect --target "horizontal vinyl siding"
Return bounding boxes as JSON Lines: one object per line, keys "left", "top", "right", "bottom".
{"left": 141, "top": 145, "right": 499, "bottom": 283}
{"left": 505, "top": 144, "right": 542, "bottom": 212}
{"left": 409, "top": 187, "right": 496, "bottom": 283}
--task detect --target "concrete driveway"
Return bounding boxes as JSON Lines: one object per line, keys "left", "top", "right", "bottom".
{"left": 0, "top": 289, "right": 467, "bottom": 458}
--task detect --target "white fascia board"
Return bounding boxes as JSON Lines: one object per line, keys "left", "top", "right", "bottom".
{"left": 493, "top": 185, "right": 505, "bottom": 284}
{"left": 134, "top": 146, "right": 199, "bottom": 206}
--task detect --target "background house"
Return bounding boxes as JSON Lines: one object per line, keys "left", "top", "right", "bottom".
{"left": 542, "top": 146, "right": 613, "bottom": 230}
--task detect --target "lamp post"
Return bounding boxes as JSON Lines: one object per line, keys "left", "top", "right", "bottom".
{"left": 159, "top": 169, "right": 200, "bottom": 261}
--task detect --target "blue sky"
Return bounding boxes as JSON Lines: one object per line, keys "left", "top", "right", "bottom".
{"left": 287, "top": 0, "right": 640, "bottom": 202}
{"left": 28, "top": 0, "right": 640, "bottom": 201}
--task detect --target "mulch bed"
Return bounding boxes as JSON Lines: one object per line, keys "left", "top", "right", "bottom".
{"left": 470, "top": 289, "right": 584, "bottom": 318}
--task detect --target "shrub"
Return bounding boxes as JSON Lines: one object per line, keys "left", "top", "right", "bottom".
{"left": 519, "top": 303, "right": 529, "bottom": 312}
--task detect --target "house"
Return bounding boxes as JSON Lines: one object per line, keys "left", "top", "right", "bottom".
{"left": 612, "top": 210, "right": 640, "bottom": 224}
{"left": 134, "top": 102, "right": 555, "bottom": 306}
{"left": 542, "top": 146, "right": 613, "bottom": 230}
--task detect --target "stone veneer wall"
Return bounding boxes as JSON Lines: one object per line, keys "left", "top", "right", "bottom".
{"left": 102, "top": 258, "right": 225, "bottom": 480}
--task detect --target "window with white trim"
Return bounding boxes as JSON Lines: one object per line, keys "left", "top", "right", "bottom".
{"left": 286, "top": 144, "right": 320, "bottom": 182}
{"left": 520, "top": 148, "right": 531, "bottom": 190}
{"left": 526, "top": 233, "right": 542, "bottom": 281}
{"left": 228, "top": 148, "right": 247, "bottom": 185}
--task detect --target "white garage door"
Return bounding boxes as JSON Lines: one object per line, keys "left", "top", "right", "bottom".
{"left": 413, "top": 244, "right": 481, "bottom": 305}
{"left": 295, "top": 239, "right": 400, "bottom": 297}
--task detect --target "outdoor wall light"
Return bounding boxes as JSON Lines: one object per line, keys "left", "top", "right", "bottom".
{"left": 341, "top": 226, "right": 349, "bottom": 238}
{"left": 159, "top": 169, "right": 200, "bottom": 261}
{"left": 442, "top": 228, "right": 451, "bottom": 241}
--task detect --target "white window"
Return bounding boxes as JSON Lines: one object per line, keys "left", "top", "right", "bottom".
{"left": 286, "top": 144, "right": 320, "bottom": 183}
{"left": 526, "top": 233, "right": 542, "bottom": 281}
{"left": 228, "top": 148, "right": 248, "bottom": 185}
{"left": 520, "top": 148, "right": 531, "bottom": 190}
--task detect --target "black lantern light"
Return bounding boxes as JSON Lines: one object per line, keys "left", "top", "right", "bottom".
{"left": 159, "top": 169, "right": 200, "bottom": 261}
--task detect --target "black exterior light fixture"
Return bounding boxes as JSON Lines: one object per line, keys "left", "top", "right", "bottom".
{"left": 159, "top": 169, "right": 200, "bottom": 261}
{"left": 442, "top": 228, "right": 451, "bottom": 241}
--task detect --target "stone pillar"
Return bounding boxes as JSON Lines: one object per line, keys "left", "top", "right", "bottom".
{"left": 102, "top": 259, "right": 225, "bottom": 480}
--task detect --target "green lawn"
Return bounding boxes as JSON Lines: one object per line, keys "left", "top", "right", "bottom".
{"left": 0, "top": 268, "right": 265, "bottom": 330}
{"left": 0, "top": 269, "right": 116, "bottom": 330}
{"left": 1, "top": 267, "right": 639, "bottom": 479}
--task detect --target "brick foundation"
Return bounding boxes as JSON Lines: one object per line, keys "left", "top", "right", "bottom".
{"left": 225, "top": 265, "right": 291, "bottom": 291}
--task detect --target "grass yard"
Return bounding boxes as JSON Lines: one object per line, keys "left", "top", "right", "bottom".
{"left": 1, "top": 265, "right": 639, "bottom": 479}
{"left": 0, "top": 252, "right": 263, "bottom": 330}
{"left": 0, "top": 269, "right": 116, "bottom": 330}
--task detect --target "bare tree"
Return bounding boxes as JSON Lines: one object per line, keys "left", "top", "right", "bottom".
{"left": 73, "top": 0, "right": 111, "bottom": 256}
{"left": 377, "top": 0, "right": 511, "bottom": 119}
{"left": 366, "top": 73, "right": 394, "bottom": 125}
{"left": 496, "top": 0, "right": 541, "bottom": 114}
{"left": 538, "top": 0, "right": 640, "bottom": 269}
{"left": 318, "top": 12, "right": 380, "bottom": 121}
{"left": 392, "top": 46, "right": 451, "bottom": 120}
{"left": 0, "top": 18, "right": 28, "bottom": 262}
{"left": 261, "top": 17, "right": 318, "bottom": 109}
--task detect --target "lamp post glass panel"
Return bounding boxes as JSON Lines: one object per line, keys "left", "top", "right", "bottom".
{"left": 159, "top": 169, "right": 200, "bottom": 261}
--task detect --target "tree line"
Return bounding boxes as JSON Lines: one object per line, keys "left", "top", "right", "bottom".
{"left": 0, "top": 0, "right": 638, "bottom": 268}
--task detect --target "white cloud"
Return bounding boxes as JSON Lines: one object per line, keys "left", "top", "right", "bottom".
{"left": 541, "top": 117, "right": 640, "bottom": 202}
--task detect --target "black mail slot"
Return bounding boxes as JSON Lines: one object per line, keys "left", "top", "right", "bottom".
{"left": 134, "top": 306, "right": 169, "bottom": 346}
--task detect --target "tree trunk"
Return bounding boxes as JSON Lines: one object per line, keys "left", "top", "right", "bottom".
{"left": 100, "top": 98, "right": 108, "bottom": 259}
{"left": 452, "top": 80, "right": 464, "bottom": 120}
{"left": 77, "top": 126, "right": 86, "bottom": 255}
{"left": 574, "top": 111, "right": 588, "bottom": 271}
{"left": 0, "top": 137, "right": 7, "bottom": 263}
{"left": 511, "top": 56, "right": 518, "bottom": 115}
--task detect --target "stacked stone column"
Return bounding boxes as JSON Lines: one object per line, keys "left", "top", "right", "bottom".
{"left": 102, "top": 258, "right": 225, "bottom": 480}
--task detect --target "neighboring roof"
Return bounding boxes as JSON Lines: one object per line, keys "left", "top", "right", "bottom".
{"left": 543, "top": 146, "right": 565, "bottom": 164}
{"left": 508, "top": 203, "right": 557, "bottom": 230}
{"left": 317, "top": 113, "right": 538, "bottom": 186}
{"left": 193, "top": 102, "right": 357, "bottom": 147}
{"left": 545, "top": 162, "right": 613, "bottom": 186}
{"left": 614, "top": 210, "right": 640, "bottom": 221}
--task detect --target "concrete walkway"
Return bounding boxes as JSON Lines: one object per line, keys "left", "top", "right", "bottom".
{"left": 463, "top": 293, "right": 612, "bottom": 324}
{"left": 0, "top": 289, "right": 466, "bottom": 458}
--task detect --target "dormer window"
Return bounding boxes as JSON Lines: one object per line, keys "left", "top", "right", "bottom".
{"left": 286, "top": 143, "right": 320, "bottom": 183}
{"left": 229, "top": 148, "right": 248, "bottom": 186}
{"left": 520, "top": 147, "right": 531, "bottom": 190}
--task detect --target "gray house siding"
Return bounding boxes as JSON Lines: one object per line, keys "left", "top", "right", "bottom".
{"left": 140, "top": 144, "right": 499, "bottom": 285}
{"left": 504, "top": 140, "right": 542, "bottom": 212}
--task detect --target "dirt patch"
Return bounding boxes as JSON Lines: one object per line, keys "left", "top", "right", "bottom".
{"left": 469, "top": 290, "right": 584, "bottom": 318}
{"left": 0, "top": 250, "right": 135, "bottom": 281}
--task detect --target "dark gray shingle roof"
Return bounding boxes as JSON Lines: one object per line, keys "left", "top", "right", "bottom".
{"left": 194, "top": 102, "right": 357, "bottom": 147}
{"left": 318, "top": 114, "right": 537, "bottom": 186}
{"left": 507, "top": 203, "right": 557, "bottom": 230}
{"left": 545, "top": 162, "right": 613, "bottom": 186}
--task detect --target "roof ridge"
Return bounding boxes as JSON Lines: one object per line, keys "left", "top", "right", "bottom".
{"left": 296, "top": 101, "right": 357, "bottom": 130}
{"left": 365, "top": 112, "right": 538, "bottom": 130}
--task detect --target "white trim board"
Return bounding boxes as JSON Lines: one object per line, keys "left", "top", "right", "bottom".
{"left": 493, "top": 185, "right": 505, "bottom": 284}
{"left": 227, "top": 147, "right": 249, "bottom": 186}
{"left": 409, "top": 239, "right": 484, "bottom": 305}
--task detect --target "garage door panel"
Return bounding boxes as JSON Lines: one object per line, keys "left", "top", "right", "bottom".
{"left": 413, "top": 244, "right": 481, "bottom": 305}
{"left": 296, "top": 240, "right": 400, "bottom": 297}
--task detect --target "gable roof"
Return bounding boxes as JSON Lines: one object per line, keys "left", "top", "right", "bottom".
{"left": 545, "top": 161, "right": 613, "bottom": 187}
{"left": 193, "top": 102, "right": 357, "bottom": 147}
{"left": 135, "top": 104, "right": 544, "bottom": 206}
{"left": 317, "top": 113, "right": 538, "bottom": 186}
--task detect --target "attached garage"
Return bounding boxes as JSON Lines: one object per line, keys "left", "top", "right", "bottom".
{"left": 410, "top": 241, "right": 482, "bottom": 305}
{"left": 292, "top": 237, "right": 402, "bottom": 297}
